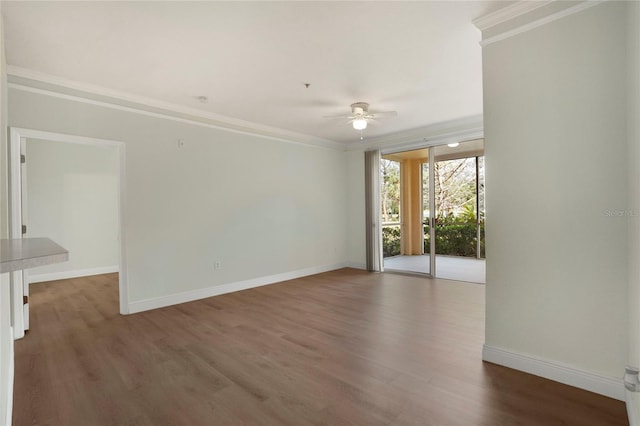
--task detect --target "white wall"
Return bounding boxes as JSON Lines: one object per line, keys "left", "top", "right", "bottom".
{"left": 0, "top": 6, "right": 14, "bottom": 424}
{"left": 627, "top": 0, "right": 640, "bottom": 421}
{"left": 8, "top": 88, "right": 348, "bottom": 308}
{"left": 483, "top": 0, "right": 628, "bottom": 380}
{"left": 25, "top": 138, "right": 119, "bottom": 281}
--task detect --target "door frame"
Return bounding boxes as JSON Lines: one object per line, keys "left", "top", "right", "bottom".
{"left": 428, "top": 146, "right": 436, "bottom": 275}
{"left": 380, "top": 134, "right": 484, "bottom": 278}
{"left": 20, "top": 137, "right": 29, "bottom": 331}
{"left": 9, "top": 127, "right": 129, "bottom": 337}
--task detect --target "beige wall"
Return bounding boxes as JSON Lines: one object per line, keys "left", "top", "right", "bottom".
{"left": 483, "top": 1, "right": 628, "bottom": 378}
{"left": 0, "top": 6, "right": 14, "bottom": 423}
{"left": 8, "top": 88, "right": 348, "bottom": 306}
{"left": 627, "top": 0, "right": 640, "bottom": 419}
{"left": 346, "top": 150, "right": 365, "bottom": 269}
{"left": 0, "top": 8, "right": 6, "bottom": 242}
{"left": 25, "top": 139, "right": 119, "bottom": 280}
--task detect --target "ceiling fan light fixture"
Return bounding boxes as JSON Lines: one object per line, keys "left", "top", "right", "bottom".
{"left": 323, "top": 102, "right": 395, "bottom": 137}
{"left": 353, "top": 118, "right": 367, "bottom": 130}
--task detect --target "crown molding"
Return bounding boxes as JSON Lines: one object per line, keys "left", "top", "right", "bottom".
{"left": 475, "top": 0, "right": 607, "bottom": 47}
{"left": 472, "top": 1, "right": 553, "bottom": 31}
{"left": 7, "top": 66, "right": 344, "bottom": 151}
{"left": 346, "top": 114, "right": 483, "bottom": 153}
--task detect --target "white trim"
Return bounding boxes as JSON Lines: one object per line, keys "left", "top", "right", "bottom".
{"left": 7, "top": 67, "right": 343, "bottom": 151}
{"left": 9, "top": 128, "right": 130, "bottom": 315}
{"left": 4, "top": 336, "right": 13, "bottom": 426}
{"left": 9, "top": 130, "right": 25, "bottom": 339}
{"left": 472, "top": 1, "right": 553, "bottom": 31}
{"left": 129, "top": 262, "right": 348, "bottom": 314}
{"left": 478, "top": 1, "right": 606, "bottom": 47}
{"left": 28, "top": 265, "right": 119, "bottom": 284}
{"left": 346, "top": 115, "right": 484, "bottom": 153}
{"left": 380, "top": 131, "right": 484, "bottom": 156}
{"left": 20, "top": 138, "right": 29, "bottom": 331}
{"left": 483, "top": 344, "right": 624, "bottom": 401}
{"left": 346, "top": 262, "right": 367, "bottom": 270}
{"left": 11, "top": 127, "right": 123, "bottom": 148}
{"left": 2, "top": 326, "right": 15, "bottom": 426}
{"left": 117, "top": 140, "right": 129, "bottom": 315}
{"left": 8, "top": 126, "right": 21, "bottom": 242}
{"left": 627, "top": 389, "right": 640, "bottom": 426}
{"left": 7, "top": 68, "right": 484, "bottom": 154}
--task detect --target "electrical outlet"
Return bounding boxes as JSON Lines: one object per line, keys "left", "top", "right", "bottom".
{"left": 214, "top": 260, "right": 222, "bottom": 270}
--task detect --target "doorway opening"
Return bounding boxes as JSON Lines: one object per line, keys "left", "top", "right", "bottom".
{"left": 381, "top": 139, "right": 485, "bottom": 283}
{"left": 9, "top": 128, "right": 128, "bottom": 338}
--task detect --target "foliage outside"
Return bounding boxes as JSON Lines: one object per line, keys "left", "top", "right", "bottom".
{"left": 381, "top": 159, "right": 400, "bottom": 224}
{"left": 382, "top": 219, "right": 485, "bottom": 258}
{"left": 382, "top": 225, "right": 401, "bottom": 257}
{"left": 381, "top": 155, "right": 485, "bottom": 259}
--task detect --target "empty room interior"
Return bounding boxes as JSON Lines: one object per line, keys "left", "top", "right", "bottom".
{"left": 0, "top": 1, "right": 639, "bottom": 425}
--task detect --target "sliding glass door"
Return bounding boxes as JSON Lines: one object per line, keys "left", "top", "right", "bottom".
{"left": 431, "top": 141, "right": 485, "bottom": 282}
{"left": 381, "top": 149, "right": 430, "bottom": 274}
{"left": 381, "top": 139, "right": 485, "bottom": 283}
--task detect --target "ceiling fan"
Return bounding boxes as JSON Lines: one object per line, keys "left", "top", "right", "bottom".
{"left": 323, "top": 102, "right": 397, "bottom": 135}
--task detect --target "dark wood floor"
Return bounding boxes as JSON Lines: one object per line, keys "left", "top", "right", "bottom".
{"left": 13, "top": 269, "right": 627, "bottom": 425}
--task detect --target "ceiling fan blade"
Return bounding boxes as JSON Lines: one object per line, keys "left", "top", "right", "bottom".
{"left": 369, "top": 111, "right": 398, "bottom": 119}
{"left": 322, "top": 117, "right": 356, "bottom": 127}
{"left": 323, "top": 114, "right": 357, "bottom": 121}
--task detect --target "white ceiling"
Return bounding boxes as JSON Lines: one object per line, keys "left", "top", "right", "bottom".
{"left": 2, "top": 1, "right": 509, "bottom": 145}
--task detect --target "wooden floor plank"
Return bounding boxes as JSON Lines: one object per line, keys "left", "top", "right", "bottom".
{"left": 13, "top": 269, "right": 627, "bottom": 425}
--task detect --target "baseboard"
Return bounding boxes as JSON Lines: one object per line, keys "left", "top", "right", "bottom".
{"left": 28, "top": 265, "right": 119, "bottom": 283}
{"left": 128, "top": 262, "right": 349, "bottom": 314}
{"left": 482, "top": 344, "right": 624, "bottom": 401}
{"left": 346, "top": 261, "right": 367, "bottom": 270}
{"left": 627, "top": 389, "right": 640, "bottom": 426}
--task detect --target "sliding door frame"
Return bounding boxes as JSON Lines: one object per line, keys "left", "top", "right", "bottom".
{"left": 428, "top": 146, "right": 436, "bottom": 276}
{"left": 380, "top": 134, "right": 484, "bottom": 278}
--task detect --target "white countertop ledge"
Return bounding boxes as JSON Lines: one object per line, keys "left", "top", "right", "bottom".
{"left": 0, "top": 238, "right": 69, "bottom": 273}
